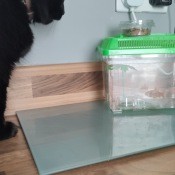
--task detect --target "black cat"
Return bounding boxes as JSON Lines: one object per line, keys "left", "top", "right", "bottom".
{"left": 0, "top": 0, "right": 65, "bottom": 141}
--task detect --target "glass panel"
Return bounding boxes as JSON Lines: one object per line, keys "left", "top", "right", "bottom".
{"left": 17, "top": 101, "right": 175, "bottom": 175}
{"left": 112, "top": 109, "right": 175, "bottom": 158}
{"left": 17, "top": 102, "right": 112, "bottom": 175}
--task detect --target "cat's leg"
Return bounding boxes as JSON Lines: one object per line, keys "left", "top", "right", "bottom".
{"left": 0, "top": 72, "right": 18, "bottom": 141}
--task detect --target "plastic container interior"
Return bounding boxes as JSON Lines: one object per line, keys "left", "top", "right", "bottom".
{"left": 103, "top": 54, "right": 175, "bottom": 112}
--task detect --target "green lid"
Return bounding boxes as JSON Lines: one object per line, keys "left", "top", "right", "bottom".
{"left": 98, "top": 34, "right": 175, "bottom": 56}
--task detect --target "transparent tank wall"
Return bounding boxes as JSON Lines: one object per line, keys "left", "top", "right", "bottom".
{"left": 103, "top": 54, "right": 175, "bottom": 112}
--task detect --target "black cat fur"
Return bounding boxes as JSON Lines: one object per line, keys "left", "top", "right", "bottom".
{"left": 0, "top": 0, "right": 65, "bottom": 141}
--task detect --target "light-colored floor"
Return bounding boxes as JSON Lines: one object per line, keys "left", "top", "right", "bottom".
{"left": 1, "top": 115, "right": 175, "bottom": 175}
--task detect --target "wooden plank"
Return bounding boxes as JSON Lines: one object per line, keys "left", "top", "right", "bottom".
{"left": 0, "top": 116, "right": 38, "bottom": 175}
{"left": 12, "top": 62, "right": 102, "bottom": 77}
{"left": 5, "top": 62, "right": 103, "bottom": 116}
{"left": 32, "top": 71, "right": 103, "bottom": 97}
{"left": 6, "top": 91, "right": 104, "bottom": 116}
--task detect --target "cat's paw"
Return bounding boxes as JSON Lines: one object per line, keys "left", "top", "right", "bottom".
{"left": 0, "top": 121, "right": 18, "bottom": 141}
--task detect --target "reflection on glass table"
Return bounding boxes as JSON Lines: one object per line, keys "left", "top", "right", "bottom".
{"left": 112, "top": 110, "right": 175, "bottom": 158}
{"left": 17, "top": 101, "right": 175, "bottom": 175}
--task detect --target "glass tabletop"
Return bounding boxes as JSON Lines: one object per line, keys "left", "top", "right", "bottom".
{"left": 17, "top": 101, "right": 175, "bottom": 175}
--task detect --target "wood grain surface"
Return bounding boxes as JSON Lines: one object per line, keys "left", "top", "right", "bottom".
{"left": 32, "top": 71, "right": 103, "bottom": 97}
{"left": 5, "top": 62, "right": 104, "bottom": 116}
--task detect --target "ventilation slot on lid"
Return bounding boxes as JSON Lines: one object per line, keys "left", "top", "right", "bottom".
{"left": 99, "top": 34, "right": 175, "bottom": 55}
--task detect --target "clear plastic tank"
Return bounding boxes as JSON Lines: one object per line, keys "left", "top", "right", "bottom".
{"left": 103, "top": 54, "right": 175, "bottom": 112}
{"left": 99, "top": 34, "right": 175, "bottom": 112}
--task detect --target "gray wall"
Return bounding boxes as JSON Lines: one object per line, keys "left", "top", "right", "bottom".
{"left": 19, "top": 0, "right": 175, "bottom": 66}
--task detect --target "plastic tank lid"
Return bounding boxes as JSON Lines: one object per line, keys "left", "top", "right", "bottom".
{"left": 98, "top": 33, "right": 175, "bottom": 56}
